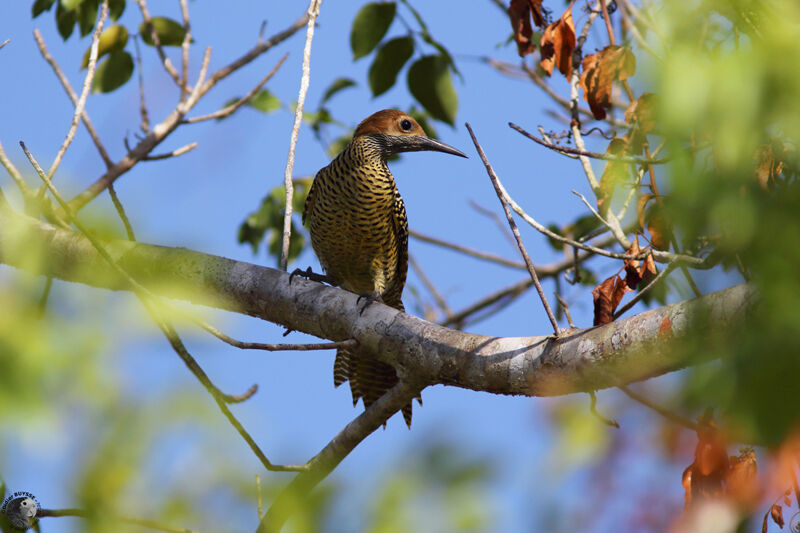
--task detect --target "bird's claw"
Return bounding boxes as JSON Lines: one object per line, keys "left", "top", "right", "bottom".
{"left": 357, "top": 291, "right": 383, "bottom": 315}
{"left": 289, "top": 266, "right": 333, "bottom": 285}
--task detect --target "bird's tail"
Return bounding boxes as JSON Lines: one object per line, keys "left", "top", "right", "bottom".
{"left": 334, "top": 347, "right": 415, "bottom": 427}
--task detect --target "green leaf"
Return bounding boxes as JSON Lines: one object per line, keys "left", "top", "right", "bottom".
{"left": 369, "top": 36, "right": 414, "bottom": 96}
{"left": 138, "top": 16, "right": 186, "bottom": 46}
{"left": 108, "top": 0, "right": 125, "bottom": 20}
{"left": 407, "top": 55, "right": 458, "bottom": 125}
{"left": 55, "top": 1, "right": 77, "bottom": 40}
{"left": 32, "top": 0, "right": 57, "bottom": 18}
{"left": 60, "top": 0, "right": 85, "bottom": 10}
{"left": 248, "top": 90, "right": 281, "bottom": 113}
{"left": 92, "top": 50, "right": 133, "bottom": 93}
{"left": 81, "top": 24, "right": 129, "bottom": 69}
{"left": 238, "top": 183, "right": 310, "bottom": 265}
{"left": 77, "top": 0, "right": 98, "bottom": 37}
{"left": 320, "top": 77, "right": 356, "bottom": 105}
{"left": 350, "top": 2, "right": 396, "bottom": 60}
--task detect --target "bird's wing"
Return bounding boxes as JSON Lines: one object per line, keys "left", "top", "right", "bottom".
{"left": 387, "top": 188, "right": 409, "bottom": 311}
{"left": 302, "top": 169, "right": 321, "bottom": 225}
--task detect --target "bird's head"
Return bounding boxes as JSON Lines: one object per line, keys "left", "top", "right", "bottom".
{"left": 354, "top": 109, "right": 467, "bottom": 159}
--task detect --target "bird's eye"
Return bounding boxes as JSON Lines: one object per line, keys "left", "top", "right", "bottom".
{"left": 400, "top": 119, "right": 413, "bottom": 131}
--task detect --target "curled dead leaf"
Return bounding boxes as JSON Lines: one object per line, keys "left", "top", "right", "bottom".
{"left": 509, "top": 0, "right": 537, "bottom": 57}
{"left": 580, "top": 45, "right": 636, "bottom": 119}
{"left": 770, "top": 503, "right": 784, "bottom": 529}
{"left": 726, "top": 448, "right": 759, "bottom": 507}
{"left": 624, "top": 237, "right": 642, "bottom": 290}
{"left": 592, "top": 274, "right": 630, "bottom": 325}
{"left": 539, "top": 3, "right": 575, "bottom": 78}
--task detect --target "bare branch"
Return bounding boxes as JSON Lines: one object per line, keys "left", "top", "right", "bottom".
{"left": 179, "top": 0, "right": 191, "bottom": 100}
{"left": 135, "top": 0, "right": 182, "bottom": 87}
{"left": 258, "top": 380, "right": 422, "bottom": 533}
{"left": 38, "top": 508, "right": 201, "bottom": 533}
{"left": 281, "top": 0, "right": 322, "bottom": 271}
{"left": 409, "top": 254, "right": 453, "bottom": 319}
{"left": 509, "top": 122, "right": 669, "bottom": 164}
{"left": 141, "top": 142, "right": 198, "bottom": 161}
{"left": 108, "top": 184, "right": 136, "bottom": 241}
{"left": 66, "top": 11, "right": 309, "bottom": 211}
{"left": 0, "top": 206, "right": 755, "bottom": 398}
{"left": 34, "top": 30, "right": 113, "bottom": 169}
{"left": 133, "top": 36, "right": 151, "bottom": 133}
{"left": 183, "top": 54, "right": 288, "bottom": 124}
{"left": 45, "top": 1, "right": 109, "bottom": 180}
{"left": 468, "top": 200, "right": 518, "bottom": 247}
{"left": 19, "top": 141, "right": 305, "bottom": 473}
{"left": 194, "top": 318, "right": 358, "bottom": 352}
{"left": 410, "top": 228, "right": 526, "bottom": 270}
{"left": 0, "top": 39, "right": 9, "bottom": 51}
{"left": 555, "top": 292, "right": 577, "bottom": 328}
{"left": 0, "top": 140, "right": 30, "bottom": 196}
{"left": 466, "top": 122, "right": 561, "bottom": 335}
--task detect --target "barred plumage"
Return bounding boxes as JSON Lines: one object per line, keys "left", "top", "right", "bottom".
{"left": 302, "top": 109, "right": 466, "bottom": 427}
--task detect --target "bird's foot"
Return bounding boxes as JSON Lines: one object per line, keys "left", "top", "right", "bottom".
{"left": 289, "top": 266, "right": 334, "bottom": 285}
{"left": 357, "top": 291, "right": 384, "bottom": 315}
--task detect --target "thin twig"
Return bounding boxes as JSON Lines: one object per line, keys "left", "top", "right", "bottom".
{"left": 33, "top": 29, "right": 113, "bottom": 169}
{"left": 141, "top": 142, "right": 198, "bottom": 161}
{"left": 21, "top": 141, "right": 305, "bottom": 473}
{"left": 281, "top": 0, "right": 322, "bottom": 271}
{"left": 468, "top": 200, "right": 518, "bottom": 247}
{"left": 0, "top": 140, "right": 30, "bottom": 196}
{"left": 617, "top": 1, "right": 663, "bottom": 60}
{"left": 258, "top": 380, "right": 422, "bottom": 532}
{"left": 133, "top": 36, "right": 150, "bottom": 133}
{"left": 38, "top": 508, "right": 200, "bottom": 533}
{"left": 409, "top": 254, "right": 453, "bottom": 319}
{"left": 179, "top": 0, "right": 191, "bottom": 100}
{"left": 195, "top": 319, "right": 358, "bottom": 352}
{"left": 410, "top": 229, "right": 526, "bottom": 270}
{"left": 589, "top": 390, "right": 620, "bottom": 428}
{"left": 509, "top": 123, "right": 669, "bottom": 164}
{"left": 108, "top": 184, "right": 136, "bottom": 241}
{"left": 0, "top": 39, "right": 9, "bottom": 51}
{"left": 45, "top": 1, "right": 109, "bottom": 180}
{"left": 441, "top": 233, "right": 619, "bottom": 327}
{"left": 618, "top": 384, "right": 700, "bottom": 430}
{"left": 466, "top": 123, "right": 560, "bottom": 335}
{"left": 183, "top": 54, "right": 288, "bottom": 124}
{"left": 135, "top": 0, "right": 182, "bottom": 86}
{"left": 67, "top": 11, "right": 310, "bottom": 211}
{"left": 554, "top": 292, "right": 576, "bottom": 328}
{"left": 572, "top": 189, "right": 615, "bottom": 234}
{"left": 613, "top": 260, "right": 676, "bottom": 319}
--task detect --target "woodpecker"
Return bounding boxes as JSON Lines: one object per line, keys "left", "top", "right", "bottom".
{"left": 301, "top": 109, "right": 467, "bottom": 426}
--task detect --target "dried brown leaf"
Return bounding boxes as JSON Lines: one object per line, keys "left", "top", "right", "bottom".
{"left": 639, "top": 252, "right": 657, "bottom": 285}
{"left": 770, "top": 503, "right": 784, "bottom": 528}
{"left": 592, "top": 274, "right": 630, "bottom": 325}
{"left": 509, "top": 0, "right": 535, "bottom": 57}
{"left": 726, "top": 448, "right": 759, "bottom": 506}
{"left": 580, "top": 45, "right": 637, "bottom": 119}
{"left": 637, "top": 193, "right": 655, "bottom": 230}
{"left": 624, "top": 237, "right": 642, "bottom": 290}
{"left": 539, "top": 3, "right": 576, "bottom": 78}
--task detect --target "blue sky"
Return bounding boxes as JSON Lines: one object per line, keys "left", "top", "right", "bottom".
{"left": 0, "top": 1, "right": 736, "bottom": 531}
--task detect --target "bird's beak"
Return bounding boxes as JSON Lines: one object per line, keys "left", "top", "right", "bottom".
{"left": 390, "top": 135, "right": 468, "bottom": 158}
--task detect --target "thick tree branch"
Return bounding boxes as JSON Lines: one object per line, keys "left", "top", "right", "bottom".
{"left": 0, "top": 207, "right": 755, "bottom": 398}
